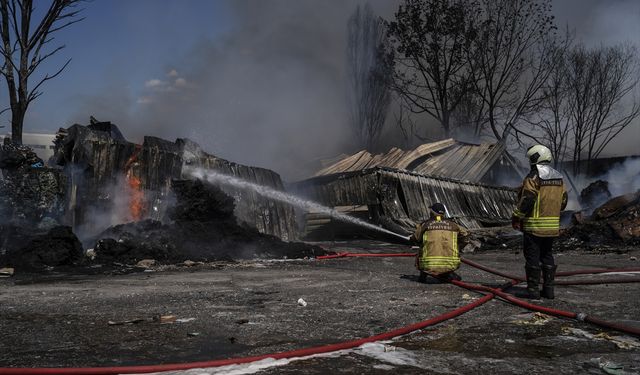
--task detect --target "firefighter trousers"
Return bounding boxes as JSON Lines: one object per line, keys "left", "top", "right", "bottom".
{"left": 523, "top": 232, "right": 555, "bottom": 268}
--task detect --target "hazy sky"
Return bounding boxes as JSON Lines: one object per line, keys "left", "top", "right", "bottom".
{"left": 0, "top": 0, "right": 638, "bottom": 180}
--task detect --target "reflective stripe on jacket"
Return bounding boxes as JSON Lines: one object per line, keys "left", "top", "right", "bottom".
{"left": 513, "top": 164, "right": 568, "bottom": 237}
{"left": 412, "top": 217, "right": 467, "bottom": 275}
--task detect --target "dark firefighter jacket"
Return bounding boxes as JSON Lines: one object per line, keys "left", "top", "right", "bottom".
{"left": 410, "top": 216, "right": 468, "bottom": 275}
{"left": 513, "top": 164, "right": 568, "bottom": 237}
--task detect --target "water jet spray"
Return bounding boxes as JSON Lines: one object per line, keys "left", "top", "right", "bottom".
{"left": 185, "top": 167, "right": 410, "bottom": 242}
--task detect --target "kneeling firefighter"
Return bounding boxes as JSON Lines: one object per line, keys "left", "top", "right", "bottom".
{"left": 512, "top": 145, "right": 568, "bottom": 299}
{"left": 410, "top": 203, "right": 468, "bottom": 282}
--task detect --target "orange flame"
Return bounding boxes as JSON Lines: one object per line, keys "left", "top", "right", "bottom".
{"left": 127, "top": 174, "right": 144, "bottom": 220}
{"left": 125, "top": 145, "right": 145, "bottom": 221}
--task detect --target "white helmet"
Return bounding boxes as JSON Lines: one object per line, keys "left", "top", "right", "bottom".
{"left": 526, "top": 145, "right": 552, "bottom": 165}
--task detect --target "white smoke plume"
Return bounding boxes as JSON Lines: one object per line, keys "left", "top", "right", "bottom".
{"left": 67, "top": 0, "right": 400, "bottom": 182}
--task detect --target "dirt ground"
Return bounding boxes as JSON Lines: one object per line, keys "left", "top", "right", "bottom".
{"left": 1, "top": 240, "right": 639, "bottom": 374}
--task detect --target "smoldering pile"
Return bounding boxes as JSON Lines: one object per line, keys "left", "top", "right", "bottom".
{"left": 0, "top": 140, "right": 79, "bottom": 271}
{"left": 90, "top": 179, "right": 327, "bottom": 265}
{"left": 0, "top": 119, "right": 330, "bottom": 272}
{"left": 0, "top": 178, "right": 327, "bottom": 272}
{"left": 564, "top": 182, "right": 640, "bottom": 248}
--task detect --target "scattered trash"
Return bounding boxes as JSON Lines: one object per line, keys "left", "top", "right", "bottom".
{"left": 187, "top": 332, "right": 200, "bottom": 337}
{"left": 108, "top": 318, "right": 145, "bottom": 326}
{"left": 110, "top": 315, "right": 195, "bottom": 325}
{"left": 297, "top": 298, "right": 307, "bottom": 307}
{"left": 236, "top": 319, "right": 250, "bottom": 325}
{"left": 505, "top": 339, "right": 515, "bottom": 344}
{"left": 461, "top": 294, "right": 476, "bottom": 300}
{"left": 135, "top": 259, "right": 156, "bottom": 268}
{"left": 383, "top": 345, "right": 396, "bottom": 352}
{"left": 564, "top": 327, "right": 640, "bottom": 349}
{"left": 590, "top": 358, "right": 629, "bottom": 375}
{"left": 511, "top": 312, "right": 553, "bottom": 326}
{"left": 462, "top": 239, "right": 481, "bottom": 253}
{"left": 85, "top": 249, "right": 96, "bottom": 260}
{"left": 183, "top": 260, "right": 202, "bottom": 267}
{"left": 176, "top": 317, "right": 196, "bottom": 323}
{"left": 155, "top": 315, "right": 177, "bottom": 324}
{"left": 0, "top": 267, "right": 14, "bottom": 277}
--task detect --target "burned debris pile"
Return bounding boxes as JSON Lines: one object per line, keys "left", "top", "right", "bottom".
{"left": 0, "top": 119, "right": 328, "bottom": 272}
{"left": 579, "top": 180, "right": 612, "bottom": 212}
{"left": 0, "top": 140, "right": 66, "bottom": 225}
{"left": 0, "top": 140, "right": 80, "bottom": 270}
{"left": 54, "top": 121, "right": 298, "bottom": 241}
{"left": 91, "top": 179, "right": 326, "bottom": 265}
{"left": 0, "top": 226, "right": 83, "bottom": 270}
{"left": 566, "top": 190, "right": 640, "bottom": 246}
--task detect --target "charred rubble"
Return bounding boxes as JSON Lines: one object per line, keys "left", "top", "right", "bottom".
{"left": 0, "top": 139, "right": 80, "bottom": 270}
{"left": 566, "top": 189, "right": 640, "bottom": 247}
{"left": 91, "top": 179, "right": 326, "bottom": 265}
{"left": 54, "top": 120, "right": 298, "bottom": 241}
{"left": 0, "top": 119, "right": 326, "bottom": 272}
{"left": 579, "top": 179, "right": 612, "bottom": 212}
{"left": 0, "top": 139, "right": 66, "bottom": 225}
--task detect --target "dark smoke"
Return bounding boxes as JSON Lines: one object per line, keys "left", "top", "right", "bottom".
{"left": 66, "top": 0, "right": 637, "bottom": 182}
{"left": 69, "top": 0, "right": 400, "bottom": 181}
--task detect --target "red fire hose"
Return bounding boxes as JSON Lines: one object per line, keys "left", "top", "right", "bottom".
{"left": 318, "top": 253, "right": 640, "bottom": 336}
{"left": 460, "top": 257, "right": 640, "bottom": 285}
{"left": 0, "top": 283, "right": 508, "bottom": 374}
{"left": 2, "top": 252, "right": 639, "bottom": 374}
{"left": 320, "top": 254, "right": 640, "bottom": 285}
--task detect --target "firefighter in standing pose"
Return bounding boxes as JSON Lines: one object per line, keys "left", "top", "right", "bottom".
{"left": 512, "top": 145, "right": 568, "bottom": 299}
{"left": 411, "top": 203, "right": 468, "bottom": 282}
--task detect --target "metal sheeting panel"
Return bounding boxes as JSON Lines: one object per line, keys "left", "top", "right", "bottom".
{"left": 292, "top": 168, "right": 517, "bottom": 232}
{"left": 379, "top": 169, "right": 517, "bottom": 229}
{"left": 313, "top": 139, "right": 508, "bottom": 183}
{"left": 59, "top": 125, "right": 298, "bottom": 241}
{"left": 296, "top": 171, "right": 379, "bottom": 208}
{"left": 191, "top": 153, "right": 298, "bottom": 241}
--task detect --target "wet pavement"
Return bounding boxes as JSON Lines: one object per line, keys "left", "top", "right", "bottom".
{"left": 1, "top": 240, "right": 639, "bottom": 374}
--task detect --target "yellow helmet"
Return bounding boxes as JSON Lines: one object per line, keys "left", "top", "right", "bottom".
{"left": 526, "top": 145, "right": 552, "bottom": 165}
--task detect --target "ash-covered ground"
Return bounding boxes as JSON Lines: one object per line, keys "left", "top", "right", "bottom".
{"left": 1, "top": 240, "right": 638, "bottom": 374}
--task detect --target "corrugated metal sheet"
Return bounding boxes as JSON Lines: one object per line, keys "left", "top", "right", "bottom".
{"left": 292, "top": 167, "right": 517, "bottom": 232}
{"left": 58, "top": 124, "right": 298, "bottom": 240}
{"left": 314, "top": 138, "right": 506, "bottom": 183}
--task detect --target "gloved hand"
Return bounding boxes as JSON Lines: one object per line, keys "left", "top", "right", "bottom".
{"left": 511, "top": 216, "right": 521, "bottom": 231}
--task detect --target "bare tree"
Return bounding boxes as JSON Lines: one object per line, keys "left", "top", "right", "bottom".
{"left": 392, "top": 94, "right": 439, "bottom": 148}
{"left": 0, "top": 0, "right": 83, "bottom": 144}
{"left": 468, "top": 0, "right": 557, "bottom": 145}
{"left": 524, "top": 32, "right": 574, "bottom": 167}
{"left": 347, "top": 3, "right": 391, "bottom": 151}
{"left": 385, "top": 0, "right": 479, "bottom": 137}
{"left": 450, "top": 88, "right": 486, "bottom": 138}
{"left": 565, "top": 43, "right": 640, "bottom": 175}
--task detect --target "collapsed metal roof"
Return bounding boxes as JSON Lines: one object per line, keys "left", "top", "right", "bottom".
{"left": 314, "top": 138, "right": 508, "bottom": 183}
{"left": 293, "top": 167, "right": 517, "bottom": 232}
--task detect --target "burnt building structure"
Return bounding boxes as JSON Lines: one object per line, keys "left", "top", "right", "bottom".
{"left": 53, "top": 120, "right": 298, "bottom": 240}
{"left": 292, "top": 139, "right": 522, "bottom": 237}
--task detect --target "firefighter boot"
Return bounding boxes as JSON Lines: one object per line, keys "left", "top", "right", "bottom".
{"left": 521, "top": 266, "right": 541, "bottom": 299}
{"left": 541, "top": 264, "right": 557, "bottom": 299}
{"left": 418, "top": 271, "right": 427, "bottom": 283}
